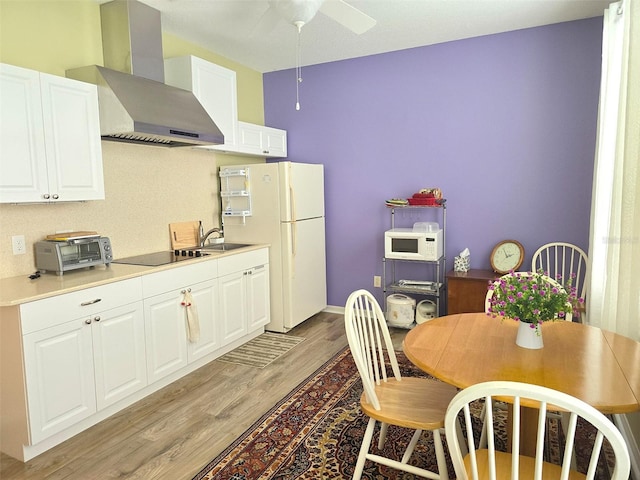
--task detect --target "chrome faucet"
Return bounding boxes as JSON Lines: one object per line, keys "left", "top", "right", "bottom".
{"left": 200, "top": 227, "right": 223, "bottom": 247}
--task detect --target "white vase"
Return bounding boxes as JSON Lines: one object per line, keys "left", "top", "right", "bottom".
{"left": 515, "top": 321, "right": 544, "bottom": 349}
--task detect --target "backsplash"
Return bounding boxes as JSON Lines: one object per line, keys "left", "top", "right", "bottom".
{"left": 0, "top": 141, "right": 241, "bottom": 279}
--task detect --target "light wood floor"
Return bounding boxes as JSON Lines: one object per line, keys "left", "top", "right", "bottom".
{"left": 0, "top": 312, "right": 408, "bottom": 480}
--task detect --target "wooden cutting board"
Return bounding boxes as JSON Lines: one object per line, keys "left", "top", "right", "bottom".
{"left": 169, "top": 221, "right": 200, "bottom": 249}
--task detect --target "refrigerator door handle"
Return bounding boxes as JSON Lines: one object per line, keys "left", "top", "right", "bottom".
{"left": 290, "top": 184, "right": 296, "bottom": 221}
{"left": 291, "top": 221, "right": 297, "bottom": 257}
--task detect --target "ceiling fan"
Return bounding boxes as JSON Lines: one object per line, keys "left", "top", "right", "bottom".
{"left": 264, "top": 0, "right": 376, "bottom": 34}
{"left": 255, "top": 0, "right": 377, "bottom": 110}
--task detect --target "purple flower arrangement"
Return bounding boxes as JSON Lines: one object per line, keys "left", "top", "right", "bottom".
{"left": 486, "top": 270, "right": 584, "bottom": 331}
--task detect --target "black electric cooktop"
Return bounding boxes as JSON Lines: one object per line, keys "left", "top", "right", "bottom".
{"left": 112, "top": 250, "right": 208, "bottom": 267}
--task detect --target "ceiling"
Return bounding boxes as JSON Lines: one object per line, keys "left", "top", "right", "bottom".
{"left": 133, "top": 0, "right": 613, "bottom": 73}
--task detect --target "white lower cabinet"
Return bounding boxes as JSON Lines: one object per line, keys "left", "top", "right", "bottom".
{"left": 247, "top": 265, "right": 270, "bottom": 331}
{"left": 92, "top": 302, "right": 147, "bottom": 410}
{"left": 1, "top": 248, "right": 271, "bottom": 462}
{"left": 23, "top": 301, "right": 145, "bottom": 444}
{"left": 23, "top": 316, "right": 97, "bottom": 444}
{"left": 219, "top": 271, "right": 247, "bottom": 344}
{"left": 19, "top": 278, "right": 145, "bottom": 445}
{"left": 219, "top": 249, "right": 270, "bottom": 344}
{"left": 143, "top": 278, "right": 218, "bottom": 384}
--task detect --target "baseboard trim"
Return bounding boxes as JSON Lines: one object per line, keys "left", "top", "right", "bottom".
{"left": 323, "top": 305, "right": 344, "bottom": 314}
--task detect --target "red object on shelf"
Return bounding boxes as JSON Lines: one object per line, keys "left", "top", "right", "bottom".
{"left": 408, "top": 197, "right": 437, "bottom": 205}
{"left": 412, "top": 193, "right": 434, "bottom": 199}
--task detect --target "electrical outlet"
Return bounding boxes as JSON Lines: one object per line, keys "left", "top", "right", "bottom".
{"left": 12, "top": 235, "right": 26, "bottom": 255}
{"left": 373, "top": 275, "right": 381, "bottom": 288}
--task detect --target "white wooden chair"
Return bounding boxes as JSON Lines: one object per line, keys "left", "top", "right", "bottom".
{"left": 531, "top": 242, "right": 588, "bottom": 321}
{"left": 344, "top": 289, "right": 458, "bottom": 480}
{"left": 444, "top": 381, "right": 631, "bottom": 480}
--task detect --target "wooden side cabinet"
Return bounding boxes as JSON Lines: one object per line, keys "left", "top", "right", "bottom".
{"left": 446, "top": 269, "right": 498, "bottom": 314}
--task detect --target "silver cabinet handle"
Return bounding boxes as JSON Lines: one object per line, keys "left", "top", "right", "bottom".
{"left": 80, "top": 298, "right": 102, "bottom": 306}
{"left": 181, "top": 288, "right": 192, "bottom": 294}
{"left": 85, "top": 319, "right": 92, "bottom": 325}
{"left": 43, "top": 194, "right": 50, "bottom": 199}
{"left": 94, "top": 316, "right": 101, "bottom": 322}
{"left": 52, "top": 194, "right": 59, "bottom": 199}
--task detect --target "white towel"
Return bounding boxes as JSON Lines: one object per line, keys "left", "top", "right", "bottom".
{"left": 182, "top": 290, "right": 200, "bottom": 342}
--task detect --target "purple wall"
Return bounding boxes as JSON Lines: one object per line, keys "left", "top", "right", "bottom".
{"left": 264, "top": 18, "right": 602, "bottom": 309}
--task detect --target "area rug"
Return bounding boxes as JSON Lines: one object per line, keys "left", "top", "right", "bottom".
{"left": 215, "top": 332, "right": 305, "bottom": 368}
{"left": 194, "top": 347, "right": 613, "bottom": 479}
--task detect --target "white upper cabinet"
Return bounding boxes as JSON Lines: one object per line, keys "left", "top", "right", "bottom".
{"left": 0, "top": 63, "right": 104, "bottom": 203}
{"left": 237, "top": 121, "right": 287, "bottom": 158}
{"left": 164, "top": 55, "right": 238, "bottom": 148}
{"left": 164, "top": 56, "right": 287, "bottom": 158}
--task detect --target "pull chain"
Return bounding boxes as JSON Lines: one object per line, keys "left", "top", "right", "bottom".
{"left": 295, "top": 21, "right": 304, "bottom": 111}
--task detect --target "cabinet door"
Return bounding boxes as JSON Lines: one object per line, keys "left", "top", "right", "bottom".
{"left": 190, "top": 58, "right": 238, "bottom": 147}
{"left": 144, "top": 291, "right": 189, "bottom": 384}
{"left": 262, "top": 126, "right": 287, "bottom": 158}
{"left": 92, "top": 302, "right": 147, "bottom": 410}
{"left": 23, "top": 319, "right": 96, "bottom": 444}
{"left": 218, "top": 271, "right": 247, "bottom": 344}
{"left": 40, "top": 72, "right": 104, "bottom": 202}
{"left": 187, "top": 279, "right": 220, "bottom": 362}
{"left": 247, "top": 265, "right": 270, "bottom": 331}
{"left": 0, "top": 63, "right": 48, "bottom": 203}
{"left": 236, "top": 122, "right": 263, "bottom": 156}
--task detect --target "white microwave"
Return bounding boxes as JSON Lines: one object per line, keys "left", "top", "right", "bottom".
{"left": 384, "top": 228, "right": 443, "bottom": 261}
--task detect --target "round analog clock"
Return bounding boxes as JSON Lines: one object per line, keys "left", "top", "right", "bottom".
{"left": 490, "top": 240, "right": 525, "bottom": 274}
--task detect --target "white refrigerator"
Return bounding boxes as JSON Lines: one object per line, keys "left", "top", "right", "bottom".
{"left": 221, "top": 162, "right": 327, "bottom": 333}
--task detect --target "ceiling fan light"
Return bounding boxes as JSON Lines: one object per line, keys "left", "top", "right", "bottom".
{"left": 271, "top": 0, "right": 324, "bottom": 26}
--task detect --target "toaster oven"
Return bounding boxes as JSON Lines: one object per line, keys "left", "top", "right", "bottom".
{"left": 35, "top": 237, "right": 113, "bottom": 275}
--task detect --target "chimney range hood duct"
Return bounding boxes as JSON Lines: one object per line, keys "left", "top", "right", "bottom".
{"left": 67, "top": 0, "right": 223, "bottom": 147}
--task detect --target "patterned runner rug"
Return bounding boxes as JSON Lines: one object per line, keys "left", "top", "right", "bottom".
{"left": 216, "top": 332, "right": 305, "bottom": 368}
{"left": 194, "top": 347, "right": 613, "bottom": 479}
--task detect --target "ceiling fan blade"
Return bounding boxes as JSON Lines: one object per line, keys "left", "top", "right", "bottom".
{"left": 319, "top": 0, "right": 376, "bottom": 34}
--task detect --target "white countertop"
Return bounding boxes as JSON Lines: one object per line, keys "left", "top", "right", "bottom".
{"left": 0, "top": 245, "right": 268, "bottom": 307}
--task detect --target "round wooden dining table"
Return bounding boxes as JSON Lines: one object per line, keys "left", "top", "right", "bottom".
{"left": 403, "top": 312, "right": 640, "bottom": 413}
{"left": 402, "top": 312, "right": 640, "bottom": 454}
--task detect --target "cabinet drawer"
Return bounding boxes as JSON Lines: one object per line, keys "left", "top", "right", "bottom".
{"left": 218, "top": 248, "right": 269, "bottom": 277}
{"left": 21, "top": 278, "right": 143, "bottom": 334}
{"left": 142, "top": 260, "right": 217, "bottom": 298}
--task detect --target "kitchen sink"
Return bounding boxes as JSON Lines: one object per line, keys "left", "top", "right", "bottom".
{"left": 170, "top": 243, "right": 252, "bottom": 257}
{"left": 200, "top": 243, "right": 251, "bottom": 252}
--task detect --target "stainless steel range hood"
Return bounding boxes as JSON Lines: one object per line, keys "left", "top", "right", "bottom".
{"left": 67, "top": 0, "right": 223, "bottom": 147}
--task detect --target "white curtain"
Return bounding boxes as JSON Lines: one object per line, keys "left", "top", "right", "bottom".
{"left": 588, "top": 0, "right": 640, "bottom": 342}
